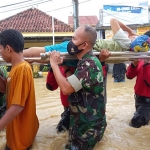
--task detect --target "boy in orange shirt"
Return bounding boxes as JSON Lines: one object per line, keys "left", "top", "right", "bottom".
{"left": 0, "top": 29, "right": 39, "bottom": 150}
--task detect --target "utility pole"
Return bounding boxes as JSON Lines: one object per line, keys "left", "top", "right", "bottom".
{"left": 51, "top": 0, "right": 55, "bottom": 45}
{"left": 72, "top": 0, "right": 79, "bottom": 31}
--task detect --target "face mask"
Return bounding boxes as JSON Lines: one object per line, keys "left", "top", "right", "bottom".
{"left": 67, "top": 40, "right": 85, "bottom": 55}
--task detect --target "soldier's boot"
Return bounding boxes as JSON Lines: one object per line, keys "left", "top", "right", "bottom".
{"left": 65, "top": 140, "right": 93, "bottom": 150}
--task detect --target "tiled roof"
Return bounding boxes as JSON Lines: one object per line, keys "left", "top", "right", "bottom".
{"left": 0, "top": 8, "right": 74, "bottom": 32}
{"left": 68, "top": 16, "right": 98, "bottom": 27}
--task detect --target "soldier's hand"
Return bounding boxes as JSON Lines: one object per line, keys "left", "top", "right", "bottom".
{"left": 98, "top": 49, "right": 111, "bottom": 62}
{"left": 49, "top": 51, "right": 64, "bottom": 67}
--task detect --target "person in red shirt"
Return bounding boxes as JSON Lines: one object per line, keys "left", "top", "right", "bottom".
{"left": 46, "top": 65, "right": 75, "bottom": 133}
{"left": 126, "top": 59, "right": 150, "bottom": 128}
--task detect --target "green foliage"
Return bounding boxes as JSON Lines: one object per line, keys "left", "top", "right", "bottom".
{"left": 3, "top": 66, "right": 8, "bottom": 71}
{"left": 33, "top": 72, "right": 39, "bottom": 78}
{"left": 42, "top": 65, "right": 49, "bottom": 72}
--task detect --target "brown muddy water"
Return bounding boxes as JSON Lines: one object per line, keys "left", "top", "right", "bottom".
{"left": 0, "top": 74, "right": 150, "bottom": 150}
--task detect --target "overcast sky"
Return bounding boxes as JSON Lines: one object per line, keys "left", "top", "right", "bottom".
{"left": 0, "top": 0, "right": 150, "bottom": 23}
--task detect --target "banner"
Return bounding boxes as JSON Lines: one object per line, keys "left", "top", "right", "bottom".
{"left": 102, "top": 1, "right": 149, "bottom": 26}
{"left": 105, "top": 30, "right": 113, "bottom": 39}
{"left": 103, "top": 5, "right": 142, "bottom": 13}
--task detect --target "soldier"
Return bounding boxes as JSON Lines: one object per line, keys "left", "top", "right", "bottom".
{"left": 49, "top": 25, "right": 106, "bottom": 150}
{"left": 23, "top": 38, "right": 110, "bottom": 134}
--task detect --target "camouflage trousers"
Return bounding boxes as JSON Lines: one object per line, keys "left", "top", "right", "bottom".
{"left": 66, "top": 109, "right": 106, "bottom": 150}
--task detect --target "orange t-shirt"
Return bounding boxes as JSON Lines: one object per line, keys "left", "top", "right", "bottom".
{"left": 6, "top": 61, "right": 39, "bottom": 150}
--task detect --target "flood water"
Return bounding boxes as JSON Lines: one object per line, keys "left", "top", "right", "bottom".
{"left": 0, "top": 74, "right": 150, "bottom": 150}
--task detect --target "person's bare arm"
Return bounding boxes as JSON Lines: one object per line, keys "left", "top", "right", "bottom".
{"left": 0, "top": 105, "right": 23, "bottom": 131}
{"left": 52, "top": 65, "right": 75, "bottom": 95}
{"left": 24, "top": 58, "right": 50, "bottom": 64}
{"left": 23, "top": 47, "right": 49, "bottom": 63}
{"left": 23, "top": 47, "right": 45, "bottom": 57}
{"left": 110, "top": 18, "right": 133, "bottom": 35}
{"left": 49, "top": 51, "right": 75, "bottom": 95}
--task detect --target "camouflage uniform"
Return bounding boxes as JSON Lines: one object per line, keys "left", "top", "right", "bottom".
{"left": 0, "top": 66, "right": 7, "bottom": 118}
{"left": 66, "top": 51, "right": 107, "bottom": 150}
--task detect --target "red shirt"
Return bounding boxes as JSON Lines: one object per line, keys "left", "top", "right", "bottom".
{"left": 126, "top": 60, "right": 150, "bottom": 97}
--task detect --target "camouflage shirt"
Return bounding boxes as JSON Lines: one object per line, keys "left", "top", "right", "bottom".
{"left": 67, "top": 51, "right": 106, "bottom": 148}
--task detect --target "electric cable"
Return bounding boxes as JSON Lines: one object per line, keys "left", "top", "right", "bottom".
{"left": 0, "top": 0, "right": 52, "bottom": 13}
{"left": 0, "top": 0, "right": 33, "bottom": 8}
